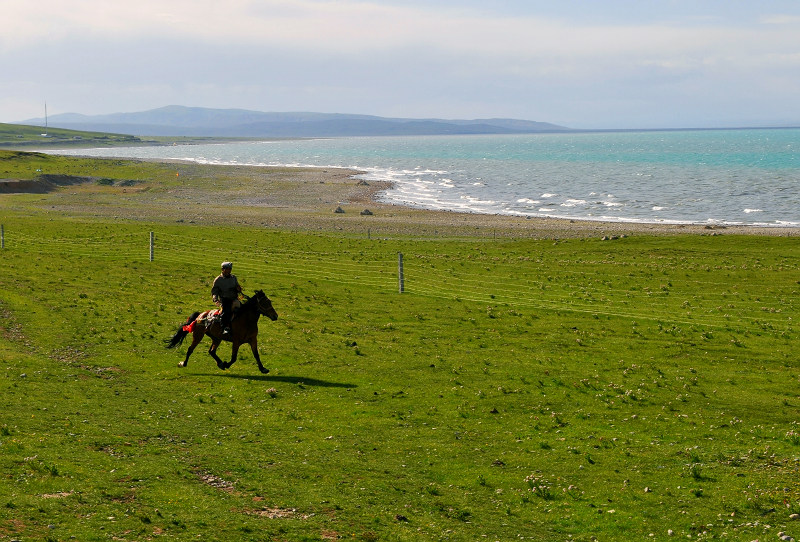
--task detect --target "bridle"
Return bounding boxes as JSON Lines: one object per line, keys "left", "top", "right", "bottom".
{"left": 255, "top": 292, "right": 273, "bottom": 315}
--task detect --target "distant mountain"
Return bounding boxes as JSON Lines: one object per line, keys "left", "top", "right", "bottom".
{"left": 17, "top": 105, "right": 570, "bottom": 137}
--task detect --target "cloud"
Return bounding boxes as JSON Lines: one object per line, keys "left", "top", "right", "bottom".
{"left": 6, "top": 0, "right": 796, "bottom": 60}
{"left": 759, "top": 14, "right": 800, "bottom": 25}
{"left": 4, "top": 1, "right": 800, "bottom": 127}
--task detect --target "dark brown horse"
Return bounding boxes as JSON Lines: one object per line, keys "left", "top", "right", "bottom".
{"left": 166, "top": 290, "right": 278, "bottom": 373}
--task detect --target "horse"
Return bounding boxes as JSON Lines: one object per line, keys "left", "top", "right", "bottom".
{"left": 166, "top": 290, "right": 278, "bottom": 374}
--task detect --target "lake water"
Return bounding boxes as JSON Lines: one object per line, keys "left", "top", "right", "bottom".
{"left": 55, "top": 128, "right": 800, "bottom": 227}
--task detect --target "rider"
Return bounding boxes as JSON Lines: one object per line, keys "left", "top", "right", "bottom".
{"left": 211, "top": 261, "right": 242, "bottom": 336}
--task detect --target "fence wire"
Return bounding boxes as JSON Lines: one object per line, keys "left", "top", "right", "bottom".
{"left": 2, "top": 226, "right": 795, "bottom": 332}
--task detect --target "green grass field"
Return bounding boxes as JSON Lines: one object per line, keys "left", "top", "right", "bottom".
{"left": 0, "top": 152, "right": 799, "bottom": 541}
{"left": 0, "top": 122, "right": 143, "bottom": 148}
{"left": 0, "top": 122, "right": 268, "bottom": 150}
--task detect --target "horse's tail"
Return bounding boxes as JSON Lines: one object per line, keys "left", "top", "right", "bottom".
{"left": 166, "top": 311, "right": 202, "bottom": 349}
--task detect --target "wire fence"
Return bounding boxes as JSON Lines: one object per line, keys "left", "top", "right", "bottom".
{"left": 1, "top": 225, "right": 795, "bottom": 333}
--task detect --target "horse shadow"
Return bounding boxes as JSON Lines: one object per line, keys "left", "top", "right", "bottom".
{"left": 196, "top": 372, "right": 357, "bottom": 388}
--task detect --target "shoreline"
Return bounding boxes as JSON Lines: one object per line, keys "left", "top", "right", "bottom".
{"left": 122, "top": 157, "right": 800, "bottom": 238}
{"left": 34, "top": 129, "right": 800, "bottom": 235}
{"left": 207, "top": 163, "right": 800, "bottom": 238}
{"left": 6, "top": 154, "right": 798, "bottom": 238}
{"left": 140, "top": 158, "right": 799, "bottom": 237}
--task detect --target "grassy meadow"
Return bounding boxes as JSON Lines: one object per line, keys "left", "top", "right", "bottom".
{"left": 0, "top": 122, "right": 246, "bottom": 149}
{"left": 0, "top": 151, "right": 799, "bottom": 541}
{"left": 0, "top": 123, "right": 142, "bottom": 148}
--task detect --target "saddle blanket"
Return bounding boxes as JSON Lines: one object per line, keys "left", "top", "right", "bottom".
{"left": 182, "top": 309, "right": 221, "bottom": 333}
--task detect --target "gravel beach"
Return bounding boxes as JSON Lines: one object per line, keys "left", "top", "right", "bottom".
{"left": 164, "top": 163, "right": 797, "bottom": 239}
{"left": 20, "top": 160, "right": 800, "bottom": 239}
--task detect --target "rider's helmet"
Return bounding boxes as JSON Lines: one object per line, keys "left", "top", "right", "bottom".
{"left": 221, "top": 261, "right": 233, "bottom": 270}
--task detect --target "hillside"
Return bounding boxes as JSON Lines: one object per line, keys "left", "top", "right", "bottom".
{"left": 0, "top": 122, "right": 142, "bottom": 148}
{"left": 17, "top": 105, "right": 571, "bottom": 137}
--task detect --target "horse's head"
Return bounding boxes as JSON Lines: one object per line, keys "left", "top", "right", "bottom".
{"left": 253, "top": 290, "right": 278, "bottom": 321}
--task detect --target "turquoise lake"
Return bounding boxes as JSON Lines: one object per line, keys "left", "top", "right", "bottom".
{"left": 55, "top": 128, "right": 800, "bottom": 227}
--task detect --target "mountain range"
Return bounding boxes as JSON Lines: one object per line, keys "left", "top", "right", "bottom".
{"left": 18, "top": 105, "right": 570, "bottom": 137}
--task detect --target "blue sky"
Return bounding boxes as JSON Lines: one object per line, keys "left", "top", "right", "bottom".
{"left": 3, "top": 0, "right": 800, "bottom": 129}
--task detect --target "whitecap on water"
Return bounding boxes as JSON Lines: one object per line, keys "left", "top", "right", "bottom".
{"left": 51, "top": 130, "right": 800, "bottom": 226}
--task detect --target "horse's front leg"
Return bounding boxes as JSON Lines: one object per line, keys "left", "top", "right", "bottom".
{"left": 179, "top": 331, "right": 205, "bottom": 368}
{"left": 224, "top": 341, "right": 242, "bottom": 370}
{"left": 249, "top": 338, "right": 269, "bottom": 374}
{"left": 207, "top": 338, "right": 226, "bottom": 370}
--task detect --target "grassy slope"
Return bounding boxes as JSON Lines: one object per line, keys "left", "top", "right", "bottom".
{"left": 0, "top": 153, "right": 798, "bottom": 541}
{"left": 0, "top": 122, "right": 143, "bottom": 148}
{"left": 0, "top": 123, "right": 254, "bottom": 149}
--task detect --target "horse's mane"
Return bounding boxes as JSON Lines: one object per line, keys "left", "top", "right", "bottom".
{"left": 240, "top": 290, "right": 263, "bottom": 310}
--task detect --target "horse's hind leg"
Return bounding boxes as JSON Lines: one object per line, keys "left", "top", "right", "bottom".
{"left": 249, "top": 339, "right": 269, "bottom": 374}
{"left": 179, "top": 332, "right": 204, "bottom": 368}
{"left": 208, "top": 339, "right": 226, "bottom": 370}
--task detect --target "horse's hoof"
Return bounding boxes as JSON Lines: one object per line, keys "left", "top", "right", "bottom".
{"left": 259, "top": 367, "right": 270, "bottom": 374}
{"left": 178, "top": 362, "right": 186, "bottom": 368}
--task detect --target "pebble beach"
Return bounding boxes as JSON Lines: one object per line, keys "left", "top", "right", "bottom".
{"left": 159, "top": 162, "right": 799, "bottom": 239}
{"left": 15, "top": 157, "right": 798, "bottom": 239}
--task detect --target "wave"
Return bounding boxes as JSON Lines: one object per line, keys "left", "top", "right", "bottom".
{"left": 45, "top": 130, "right": 800, "bottom": 227}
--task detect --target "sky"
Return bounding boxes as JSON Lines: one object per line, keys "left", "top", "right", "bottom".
{"left": 3, "top": 0, "right": 800, "bottom": 129}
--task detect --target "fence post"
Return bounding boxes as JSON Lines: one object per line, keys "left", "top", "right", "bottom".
{"left": 150, "top": 231, "right": 154, "bottom": 262}
{"left": 398, "top": 253, "right": 404, "bottom": 293}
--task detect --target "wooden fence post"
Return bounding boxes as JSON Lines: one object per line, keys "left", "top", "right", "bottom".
{"left": 398, "top": 253, "right": 404, "bottom": 293}
{"left": 150, "top": 231, "right": 154, "bottom": 262}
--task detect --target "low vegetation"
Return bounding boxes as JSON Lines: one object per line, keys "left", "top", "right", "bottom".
{"left": 0, "top": 122, "right": 255, "bottom": 149}
{"left": 0, "top": 151, "right": 798, "bottom": 541}
{"left": 0, "top": 122, "right": 143, "bottom": 148}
